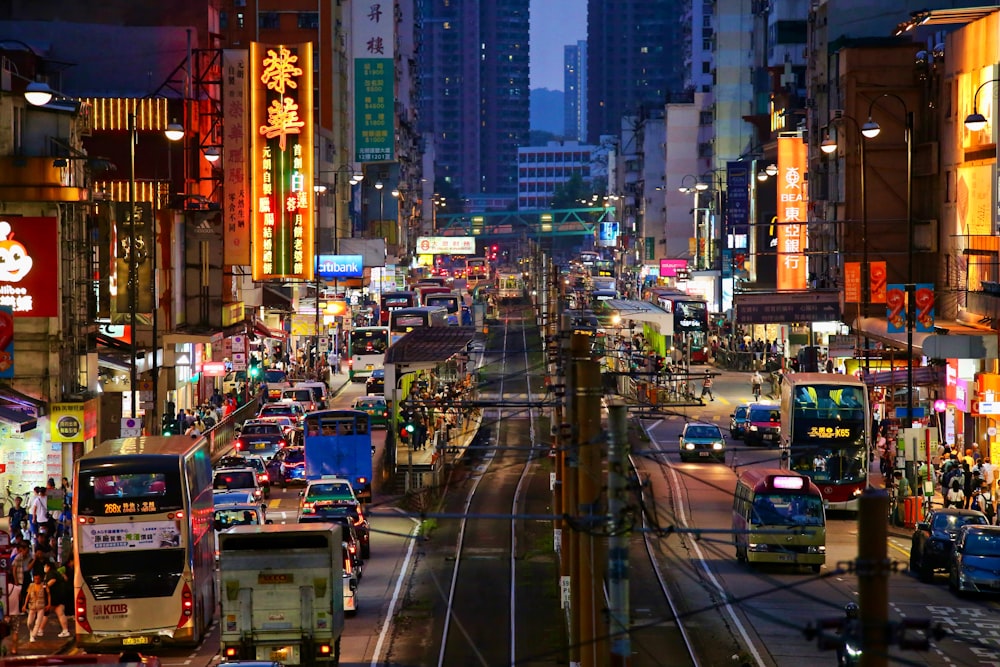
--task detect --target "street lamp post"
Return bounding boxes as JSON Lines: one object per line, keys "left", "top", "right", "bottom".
{"left": 128, "top": 112, "right": 139, "bottom": 421}
{"left": 963, "top": 78, "right": 1000, "bottom": 132}
{"left": 821, "top": 111, "right": 869, "bottom": 372}
{"left": 863, "top": 93, "right": 913, "bottom": 457}
{"left": 320, "top": 167, "right": 362, "bottom": 358}
{"left": 678, "top": 174, "right": 709, "bottom": 270}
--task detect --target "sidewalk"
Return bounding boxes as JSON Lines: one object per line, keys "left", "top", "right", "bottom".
{"left": 1, "top": 612, "right": 74, "bottom": 657}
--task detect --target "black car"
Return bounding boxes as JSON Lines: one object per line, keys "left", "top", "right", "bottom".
{"left": 310, "top": 501, "right": 370, "bottom": 559}
{"left": 216, "top": 455, "right": 271, "bottom": 498}
{"left": 743, "top": 404, "right": 780, "bottom": 447}
{"left": 266, "top": 445, "right": 306, "bottom": 487}
{"left": 910, "top": 508, "right": 989, "bottom": 582}
{"left": 234, "top": 421, "right": 288, "bottom": 459}
{"left": 298, "top": 511, "right": 365, "bottom": 577}
{"left": 366, "top": 368, "right": 385, "bottom": 395}
{"left": 729, "top": 403, "right": 751, "bottom": 439}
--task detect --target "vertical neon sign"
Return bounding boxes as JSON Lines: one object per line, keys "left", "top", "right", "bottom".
{"left": 250, "top": 42, "right": 315, "bottom": 281}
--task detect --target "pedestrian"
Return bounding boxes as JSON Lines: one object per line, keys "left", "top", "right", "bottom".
{"left": 963, "top": 462, "right": 974, "bottom": 509}
{"left": 946, "top": 478, "right": 965, "bottom": 509}
{"left": 11, "top": 542, "right": 29, "bottom": 614}
{"left": 28, "top": 487, "right": 49, "bottom": 545}
{"left": 22, "top": 573, "right": 49, "bottom": 643}
{"left": 7, "top": 496, "right": 27, "bottom": 542}
{"left": 750, "top": 371, "right": 763, "bottom": 400}
{"left": 700, "top": 372, "right": 714, "bottom": 402}
{"left": 43, "top": 561, "right": 72, "bottom": 638}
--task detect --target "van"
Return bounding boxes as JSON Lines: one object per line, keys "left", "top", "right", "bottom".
{"left": 294, "top": 381, "right": 329, "bottom": 409}
{"left": 281, "top": 387, "right": 319, "bottom": 412}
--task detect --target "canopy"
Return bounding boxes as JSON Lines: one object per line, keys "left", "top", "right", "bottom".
{"left": 602, "top": 299, "right": 673, "bottom": 335}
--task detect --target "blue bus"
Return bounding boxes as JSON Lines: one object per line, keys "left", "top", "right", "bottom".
{"left": 303, "top": 409, "right": 373, "bottom": 503}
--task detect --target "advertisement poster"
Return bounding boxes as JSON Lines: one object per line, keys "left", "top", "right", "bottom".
{"left": 79, "top": 521, "right": 181, "bottom": 553}
{"left": 844, "top": 262, "right": 860, "bottom": 303}
{"left": 223, "top": 49, "right": 251, "bottom": 265}
{"left": 352, "top": 1, "right": 395, "bottom": 162}
{"left": 776, "top": 135, "right": 808, "bottom": 290}
{"left": 914, "top": 283, "right": 935, "bottom": 333}
{"left": 886, "top": 284, "right": 906, "bottom": 333}
{"left": 869, "top": 261, "right": 887, "bottom": 303}
{"left": 0, "top": 217, "right": 59, "bottom": 317}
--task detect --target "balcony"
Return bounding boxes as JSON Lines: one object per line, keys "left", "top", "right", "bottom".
{"left": 0, "top": 156, "right": 88, "bottom": 202}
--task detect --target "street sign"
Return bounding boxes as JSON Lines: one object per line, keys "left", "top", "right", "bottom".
{"left": 232, "top": 334, "right": 246, "bottom": 352}
{"left": 120, "top": 417, "right": 142, "bottom": 438}
{"left": 735, "top": 290, "right": 840, "bottom": 324}
{"left": 319, "top": 336, "right": 330, "bottom": 353}
{"left": 894, "top": 407, "right": 926, "bottom": 419}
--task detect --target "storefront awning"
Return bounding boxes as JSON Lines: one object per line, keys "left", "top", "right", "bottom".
{"left": 0, "top": 386, "right": 46, "bottom": 418}
{"left": 253, "top": 321, "right": 287, "bottom": 341}
{"left": 863, "top": 366, "right": 945, "bottom": 387}
{"left": 603, "top": 299, "right": 673, "bottom": 335}
{"left": 0, "top": 405, "right": 37, "bottom": 433}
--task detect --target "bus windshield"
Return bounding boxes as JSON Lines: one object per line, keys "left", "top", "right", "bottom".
{"left": 350, "top": 329, "right": 389, "bottom": 355}
{"left": 750, "top": 493, "right": 825, "bottom": 527}
{"left": 77, "top": 465, "right": 184, "bottom": 515}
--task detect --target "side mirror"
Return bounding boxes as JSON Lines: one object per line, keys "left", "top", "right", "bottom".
{"left": 916, "top": 522, "right": 930, "bottom": 532}
{"left": 299, "top": 491, "right": 305, "bottom": 497}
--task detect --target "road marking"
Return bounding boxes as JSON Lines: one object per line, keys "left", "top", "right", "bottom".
{"left": 371, "top": 509, "right": 421, "bottom": 666}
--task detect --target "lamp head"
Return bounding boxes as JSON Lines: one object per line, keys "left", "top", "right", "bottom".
{"left": 374, "top": 180, "right": 384, "bottom": 190}
{"left": 765, "top": 163, "right": 778, "bottom": 177}
{"left": 164, "top": 121, "right": 185, "bottom": 141}
{"left": 24, "top": 81, "right": 54, "bottom": 106}
{"left": 694, "top": 181, "right": 709, "bottom": 191}
{"left": 820, "top": 136, "right": 838, "bottom": 154}
{"left": 757, "top": 171, "right": 768, "bottom": 182}
{"left": 965, "top": 112, "right": 988, "bottom": 132}
{"left": 861, "top": 119, "right": 881, "bottom": 139}
{"left": 391, "top": 188, "right": 400, "bottom": 198}
{"left": 204, "top": 146, "right": 221, "bottom": 163}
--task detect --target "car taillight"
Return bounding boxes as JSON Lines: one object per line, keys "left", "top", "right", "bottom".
{"left": 76, "top": 589, "right": 91, "bottom": 633}
{"left": 258, "top": 473, "right": 269, "bottom": 482}
{"left": 234, "top": 438, "right": 244, "bottom": 451}
{"left": 278, "top": 439, "right": 287, "bottom": 447}
{"left": 177, "top": 582, "right": 193, "bottom": 628}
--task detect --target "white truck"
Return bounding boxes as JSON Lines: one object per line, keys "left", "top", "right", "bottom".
{"left": 219, "top": 524, "right": 346, "bottom": 665}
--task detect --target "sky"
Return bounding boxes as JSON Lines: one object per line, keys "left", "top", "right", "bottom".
{"left": 530, "top": 0, "right": 587, "bottom": 91}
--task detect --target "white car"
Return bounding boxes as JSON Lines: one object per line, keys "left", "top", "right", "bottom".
{"left": 212, "top": 467, "right": 265, "bottom": 505}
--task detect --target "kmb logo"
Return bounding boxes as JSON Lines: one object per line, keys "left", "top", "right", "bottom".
{"left": 94, "top": 603, "right": 128, "bottom": 615}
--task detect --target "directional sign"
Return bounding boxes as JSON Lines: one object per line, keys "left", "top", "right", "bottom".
{"left": 735, "top": 291, "right": 840, "bottom": 324}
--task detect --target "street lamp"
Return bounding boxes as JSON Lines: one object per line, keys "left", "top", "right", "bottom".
{"left": 964, "top": 78, "right": 999, "bottom": 132}
{"left": 374, "top": 180, "right": 385, "bottom": 230}
{"left": 863, "top": 93, "right": 914, "bottom": 449}
{"left": 821, "top": 111, "right": 870, "bottom": 372}
{"left": 317, "top": 166, "right": 362, "bottom": 359}
{"left": 678, "top": 174, "right": 706, "bottom": 269}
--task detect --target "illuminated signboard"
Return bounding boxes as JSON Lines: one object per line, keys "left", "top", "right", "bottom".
{"left": 352, "top": 1, "right": 395, "bottom": 162}
{"left": 0, "top": 217, "right": 58, "bottom": 317}
{"left": 776, "top": 135, "right": 808, "bottom": 291}
{"left": 250, "top": 42, "right": 315, "bottom": 281}
{"left": 223, "top": 49, "right": 251, "bottom": 265}
{"left": 316, "top": 254, "right": 364, "bottom": 279}
{"left": 415, "top": 237, "right": 475, "bottom": 255}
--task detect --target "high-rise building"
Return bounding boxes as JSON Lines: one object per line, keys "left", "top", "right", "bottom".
{"left": 586, "top": 0, "right": 687, "bottom": 143}
{"left": 418, "top": 0, "right": 530, "bottom": 200}
{"left": 564, "top": 40, "right": 587, "bottom": 142}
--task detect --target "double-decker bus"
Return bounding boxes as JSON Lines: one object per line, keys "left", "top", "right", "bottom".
{"left": 495, "top": 269, "right": 525, "bottom": 302}
{"left": 304, "top": 409, "right": 373, "bottom": 502}
{"left": 388, "top": 306, "right": 449, "bottom": 344}
{"left": 380, "top": 291, "right": 416, "bottom": 325}
{"left": 414, "top": 283, "right": 452, "bottom": 306}
{"left": 733, "top": 468, "right": 826, "bottom": 572}
{"left": 780, "top": 372, "right": 869, "bottom": 511}
{"left": 73, "top": 436, "right": 215, "bottom": 649}
{"left": 348, "top": 326, "right": 390, "bottom": 381}
{"left": 647, "top": 288, "right": 710, "bottom": 363}
{"left": 424, "top": 292, "right": 462, "bottom": 325}
{"left": 466, "top": 257, "right": 490, "bottom": 283}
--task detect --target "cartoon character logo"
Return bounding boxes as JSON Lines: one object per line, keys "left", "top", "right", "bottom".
{"left": 0, "top": 221, "right": 33, "bottom": 282}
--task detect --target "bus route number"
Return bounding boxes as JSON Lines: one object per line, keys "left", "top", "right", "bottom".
{"left": 103, "top": 500, "right": 159, "bottom": 515}
{"left": 807, "top": 426, "right": 851, "bottom": 439}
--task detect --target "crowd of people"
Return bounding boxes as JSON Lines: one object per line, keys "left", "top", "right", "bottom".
{"left": 400, "top": 371, "right": 478, "bottom": 459}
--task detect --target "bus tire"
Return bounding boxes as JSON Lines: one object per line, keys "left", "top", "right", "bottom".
{"left": 810, "top": 564, "right": 821, "bottom": 574}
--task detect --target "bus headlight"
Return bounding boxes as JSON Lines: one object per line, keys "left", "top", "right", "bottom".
{"left": 807, "top": 546, "right": 826, "bottom": 554}
{"left": 748, "top": 543, "right": 769, "bottom": 552}
{"left": 749, "top": 425, "right": 758, "bottom": 432}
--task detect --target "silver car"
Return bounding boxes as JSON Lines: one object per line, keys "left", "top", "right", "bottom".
{"left": 949, "top": 525, "right": 1000, "bottom": 595}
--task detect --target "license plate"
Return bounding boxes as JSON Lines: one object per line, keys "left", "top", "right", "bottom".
{"left": 366, "top": 364, "right": 374, "bottom": 370}
{"left": 764, "top": 434, "right": 776, "bottom": 440}
{"left": 123, "top": 637, "right": 151, "bottom": 646}
{"left": 698, "top": 451, "right": 710, "bottom": 457}
{"left": 777, "top": 554, "right": 794, "bottom": 562}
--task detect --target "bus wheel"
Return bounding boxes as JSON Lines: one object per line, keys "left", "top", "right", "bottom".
{"left": 810, "top": 564, "right": 821, "bottom": 574}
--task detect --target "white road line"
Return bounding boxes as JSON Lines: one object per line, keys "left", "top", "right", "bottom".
{"left": 645, "top": 422, "right": 768, "bottom": 667}
{"left": 370, "top": 509, "right": 421, "bottom": 666}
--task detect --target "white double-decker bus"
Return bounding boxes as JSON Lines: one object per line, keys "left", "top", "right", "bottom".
{"left": 73, "top": 435, "right": 215, "bottom": 650}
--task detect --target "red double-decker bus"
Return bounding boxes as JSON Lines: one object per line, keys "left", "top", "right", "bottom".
{"left": 379, "top": 291, "right": 416, "bottom": 326}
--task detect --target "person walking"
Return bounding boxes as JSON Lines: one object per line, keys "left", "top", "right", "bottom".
{"left": 7, "top": 496, "right": 27, "bottom": 542}
{"left": 11, "top": 542, "right": 29, "bottom": 614}
{"left": 22, "top": 573, "right": 49, "bottom": 643}
{"left": 43, "top": 560, "right": 72, "bottom": 638}
{"left": 701, "top": 372, "right": 714, "bottom": 402}
{"left": 751, "top": 371, "right": 763, "bottom": 401}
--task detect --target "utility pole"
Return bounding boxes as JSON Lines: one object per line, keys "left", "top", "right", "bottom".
{"left": 575, "top": 333, "right": 605, "bottom": 667}
{"left": 607, "top": 402, "right": 631, "bottom": 666}
{"left": 564, "top": 331, "right": 582, "bottom": 667}
{"left": 858, "top": 488, "right": 889, "bottom": 667}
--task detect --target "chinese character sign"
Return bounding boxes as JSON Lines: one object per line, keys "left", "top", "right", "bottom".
{"left": 352, "top": 2, "right": 395, "bottom": 162}
{"left": 223, "top": 49, "right": 251, "bottom": 266}
{"left": 415, "top": 237, "right": 476, "bottom": 255}
{"left": 250, "top": 42, "right": 315, "bottom": 281}
{"left": 844, "top": 262, "right": 861, "bottom": 303}
{"left": 776, "top": 136, "right": 808, "bottom": 291}
{"left": 0, "top": 217, "right": 58, "bottom": 317}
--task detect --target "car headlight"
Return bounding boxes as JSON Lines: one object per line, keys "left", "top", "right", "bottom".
{"left": 683, "top": 442, "right": 695, "bottom": 450}
{"left": 712, "top": 442, "right": 723, "bottom": 450}
{"left": 749, "top": 425, "right": 758, "bottom": 431}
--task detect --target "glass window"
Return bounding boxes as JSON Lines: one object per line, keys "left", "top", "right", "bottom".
{"left": 259, "top": 12, "right": 279, "bottom": 29}
{"left": 213, "top": 471, "right": 256, "bottom": 490}
{"left": 298, "top": 11, "right": 319, "bottom": 29}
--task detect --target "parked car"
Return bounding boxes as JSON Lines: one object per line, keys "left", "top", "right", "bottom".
{"left": 352, "top": 395, "right": 388, "bottom": 427}
{"left": 910, "top": 507, "right": 988, "bottom": 582}
{"left": 743, "top": 404, "right": 780, "bottom": 447}
{"left": 266, "top": 445, "right": 307, "bottom": 487}
{"left": 216, "top": 455, "right": 271, "bottom": 498}
{"left": 366, "top": 369, "right": 385, "bottom": 395}
{"left": 678, "top": 422, "right": 726, "bottom": 463}
{"left": 729, "top": 403, "right": 751, "bottom": 439}
{"left": 949, "top": 524, "right": 1000, "bottom": 595}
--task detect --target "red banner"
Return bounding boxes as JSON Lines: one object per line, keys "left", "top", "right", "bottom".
{"left": 776, "top": 136, "right": 808, "bottom": 290}
{"left": 844, "top": 262, "right": 861, "bottom": 303}
{"left": 869, "top": 261, "right": 887, "bottom": 304}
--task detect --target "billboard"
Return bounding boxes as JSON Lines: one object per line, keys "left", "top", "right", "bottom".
{"left": 352, "top": 1, "right": 395, "bottom": 162}
{"left": 316, "top": 254, "right": 364, "bottom": 279}
{"left": 223, "top": 49, "right": 251, "bottom": 265}
{"left": 0, "top": 217, "right": 59, "bottom": 317}
{"left": 415, "top": 236, "right": 476, "bottom": 255}
{"left": 776, "top": 135, "right": 808, "bottom": 290}
{"left": 250, "top": 42, "right": 315, "bottom": 281}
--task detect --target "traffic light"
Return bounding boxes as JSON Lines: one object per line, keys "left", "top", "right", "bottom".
{"left": 249, "top": 361, "right": 262, "bottom": 380}
{"left": 161, "top": 413, "right": 177, "bottom": 436}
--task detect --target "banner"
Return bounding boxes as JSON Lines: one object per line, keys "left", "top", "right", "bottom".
{"left": 869, "top": 261, "right": 887, "bottom": 303}
{"left": 79, "top": 520, "right": 181, "bottom": 553}
{"left": 223, "top": 49, "right": 251, "bottom": 265}
{"left": 776, "top": 136, "right": 808, "bottom": 290}
{"left": 660, "top": 258, "right": 687, "bottom": 277}
{"left": 886, "top": 284, "right": 906, "bottom": 333}
{"left": 415, "top": 237, "right": 476, "bottom": 255}
{"left": 844, "top": 262, "right": 861, "bottom": 303}
{"left": 353, "top": 2, "right": 395, "bottom": 162}
{"left": 250, "top": 42, "right": 315, "bottom": 281}
{"left": 0, "top": 217, "right": 59, "bottom": 317}
{"left": 914, "top": 283, "right": 935, "bottom": 333}
{"left": 113, "top": 202, "right": 154, "bottom": 318}
{"left": 51, "top": 401, "right": 98, "bottom": 443}
{"left": 726, "top": 161, "right": 750, "bottom": 238}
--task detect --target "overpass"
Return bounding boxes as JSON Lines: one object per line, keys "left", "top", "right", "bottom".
{"left": 434, "top": 207, "right": 613, "bottom": 239}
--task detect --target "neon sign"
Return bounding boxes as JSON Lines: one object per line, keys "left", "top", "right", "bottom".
{"left": 250, "top": 42, "right": 314, "bottom": 281}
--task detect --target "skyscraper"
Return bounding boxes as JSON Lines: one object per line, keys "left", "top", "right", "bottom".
{"left": 586, "top": 0, "right": 687, "bottom": 143}
{"left": 564, "top": 40, "right": 587, "bottom": 142}
{"left": 419, "top": 0, "right": 530, "bottom": 199}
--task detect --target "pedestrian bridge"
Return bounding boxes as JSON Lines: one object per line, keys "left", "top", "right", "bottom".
{"left": 435, "top": 207, "right": 613, "bottom": 238}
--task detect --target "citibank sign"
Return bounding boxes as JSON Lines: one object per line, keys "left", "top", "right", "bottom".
{"left": 316, "top": 254, "right": 364, "bottom": 279}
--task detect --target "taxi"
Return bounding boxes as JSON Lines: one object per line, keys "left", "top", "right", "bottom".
{"left": 352, "top": 395, "right": 388, "bottom": 428}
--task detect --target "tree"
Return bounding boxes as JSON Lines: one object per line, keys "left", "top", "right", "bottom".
{"left": 549, "top": 173, "right": 594, "bottom": 210}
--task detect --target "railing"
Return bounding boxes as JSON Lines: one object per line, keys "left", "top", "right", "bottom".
{"left": 207, "top": 390, "right": 264, "bottom": 463}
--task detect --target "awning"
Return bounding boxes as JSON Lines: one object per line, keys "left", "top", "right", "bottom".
{"left": 0, "top": 386, "right": 46, "bottom": 418}
{"left": 855, "top": 317, "right": 932, "bottom": 356}
{"left": 863, "top": 366, "right": 945, "bottom": 388}
{"left": 263, "top": 286, "right": 293, "bottom": 310}
{"left": 98, "top": 353, "right": 131, "bottom": 372}
{"left": 0, "top": 405, "right": 37, "bottom": 433}
{"left": 253, "top": 321, "right": 287, "bottom": 341}
{"left": 603, "top": 299, "right": 673, "bottom": 334}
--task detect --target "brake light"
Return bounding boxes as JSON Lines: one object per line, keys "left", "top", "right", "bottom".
{"left": 278, "top": 439, "right": 287, "bottom": 447}
{"left": 348, "top": 542, "right": 357, "bottom": 555}
{"left": 177, "top": 582, "right": 194, "bottom": 628}
{"left": 234, "top": 438, "right": 244, "bottom": 451}
{"left": 76, "top": 589, "right": 92, "bottom": 633}
{"left": 225, "top": 647, "right": 238, "bottom": 658}
{"left": 258, "top": 473, "right": 269, "bottom": 483}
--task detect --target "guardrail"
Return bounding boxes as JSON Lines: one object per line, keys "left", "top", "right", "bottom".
{"left": 207, "top": 391, "right": 264, "bottom": 463}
